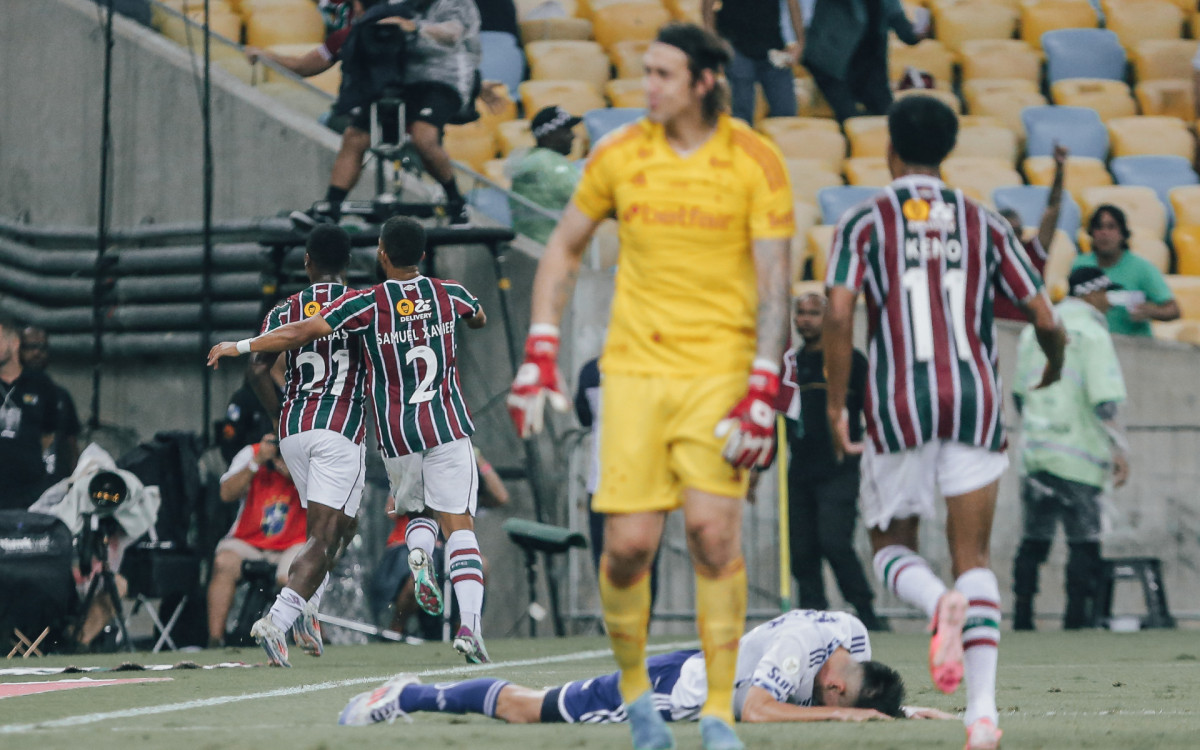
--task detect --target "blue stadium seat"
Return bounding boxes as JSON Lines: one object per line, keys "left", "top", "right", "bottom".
{"left": 1021, "top": 106, "right": 1109, "bottom": 160}
{"left": 817, "top": 186, "right": 883, "bottom": 225}
{"left": 992, "top": 185, "right": 1082, "bottom": 239}
{"left": 468, "top": 187, "right": 513, "bottom": 226}
{"left": 583, "top": 108, "right": 645, "bottom": 145}
{"left": 1111, "top": 155, "right": 1198, "bottom": 224}
{"left": 480, "top": 31, "right": 525, "bottom": 95}
{"left": 1041, "top": 29, "right": 1126, "bottom": 85}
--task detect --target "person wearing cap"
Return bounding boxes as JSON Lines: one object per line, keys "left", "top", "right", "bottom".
{"left": 507, "top": 105, "right": 583, "bottom": 244}
{"left": 1011, "top": 265, "right": 1131, "bottom": 631}
{"left": 1070, "top": 204, "right": 1180, "bottom": 337}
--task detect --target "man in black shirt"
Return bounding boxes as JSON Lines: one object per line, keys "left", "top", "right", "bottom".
{"left": 0, "top": 317, "right": 59, "bottom": 510}
{"left": 217, "top": 379, "right": 277, "bottom": 466}
{"left": 20, "top": 326, "right": 82, "bottom": 482}
{"left": 703, "top": 0, "right": 803, "bottom": 123}
{"left": 779, "top": 294, "right": 884, "bottom": 630}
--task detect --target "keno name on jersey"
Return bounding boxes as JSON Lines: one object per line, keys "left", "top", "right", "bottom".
{"left": 377, "top": 319, "right": 455, "bottom": 346}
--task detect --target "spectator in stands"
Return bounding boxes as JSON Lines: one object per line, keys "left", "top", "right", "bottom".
{"left": 216, "top": 378, "right": 276, "bottom": 466}
{"left": 0, "top": 316, "right": 59, "bottom": 511}
{"left": 798, "top": 0, "right": 925, "bottom": 123}
{"left": 996, "top": 144, "right": 1067, "bottom": 322}
{"left": 246, "top": 0, "right": 482, "bottom": 225}
{"left": 508, "top": 106, "right": 582, "bottom": 244}
{"left": 1011, "top": 266, "right": 1130, "bottom": 630}
{"left": 207, "top": 433, "right": 307, "bottom": 648}
{"left": 1071, "top": 204, "right": 1180, "bottom": 337}
{"left": 702, "top": 0, "right": 804, "bottom": 123}
{"left": 19, "top": 326, "right": 82, "bottom": 483}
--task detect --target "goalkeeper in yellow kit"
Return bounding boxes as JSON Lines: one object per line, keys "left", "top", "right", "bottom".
{"left": 506, "top": 23, "right": 794, "bottom": 750}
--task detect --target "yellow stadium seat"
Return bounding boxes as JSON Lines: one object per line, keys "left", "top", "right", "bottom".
{"left": 760, "top": 117, "right": 842, "bottom": 138}
{"left": 1025, "top": 155, "right": 1113, "bottom": 207}
{"left": 514, "top": 0, "right": 580, "bottom": 20}
{"left": 520, "top": 17, "right": 593, "bottom": 42}
{"left": 497, "top": 119, "right": 536, "bottom": 155}
{"left": 526, "top": 40, "right": 612, "bottom": 91}
{"left": 1043, "top": 228, "right": 1081, "bottom": 300}
{"left": 1131, "top": 39, "right": 1198, "bottom": 82}
{"left": 888, "top": 39, "right": 956, "bottom": 90}
{"left": 950, "top": 124, "right": 1020, "bottom": 164}
{"left": 968, "top": 89, "right": 1048, "bottom": 133}
{"left": 940, "top": 157, "right": 1023, "bottom": 206}
{"left": 1107, "top": 115, "right": 1194, "bottom": 158}
{"left": 786, "top": 161, "right": 845, "bottom": 204}
{"left": 610, "top": 39, "right": 652, "bottom": 79}
{"left": 807, "top": 225, "right": 836, "bottom": 282}
{"left": 665, "top": 0, "right": 703, "bottom": 23}
{"left": 239, "top": 0, "right": 310, "bottom": 13}
{"left": 1021, "top": 0, "right": 1099, "bottom": 48}
{"left": 1051, "top": 78, "right": 1137, "bottom": 121}
{"left": 1103, "top": 0, "right": 1184, "bottom": 52}
{"left": 1130, "top": 233, "right": 1172, "bottom": 272}
{"left": 843, "top": 157, "right": 894, "bottom": 187}
{"left": 482, "top": 158, "right": 512, "bottom": 189}
{"left": 932, "top": 1, "right": 1018, "bottom": 53}
{"left": 962, "top": 79, "right": 1040, "bottom": 115}
{"left": 519, "top": 80, "right": 607, "bottom": 116}
{"left": 158, "top": 8, "right": 242, "bottom": 46}
{"left": 1165, "top": 275, "right": 1200, "bottom": 318}
{"left": 1170, "top": 185, "right": 1200, "bottom": 227}
{"left": 443, "top": 120, "right": 498, "bottom": 172}
{"left": 842, "top": 116, "right": 890, "bottom": 158}
{"left": 768, "top": 128, "right": 848, "bottom": 172}
{"left": 1134, "top": 79, "right": 1194, "bottom": 120}
{"left": 244, "top": 5, "right": 324, "bottom": 46}
{"left": 1082, "top": 185, "right": 1169, "bottom": 237}
{"left": 893, "top": 87, "right": 962, "bottom": 112}
{"left": 1170, "top": 224, "right": 1200, "bottom": 275}
{"left": 152, "top": 0, "right": 234, "bottom": 30}
{"left": 959, "top": 39, "right": 1042, "bottom": 83}
{"left": 791, "top": 201, "right": 821, "bottom": 283}
{"left": 592, "top": 2, "right": 671, "bottom": 51}
{"left": 606, "top": 78, "right": 646, "bottom": 107}
{"left": 476, "top": 83, "right": 518, "bottom": 136}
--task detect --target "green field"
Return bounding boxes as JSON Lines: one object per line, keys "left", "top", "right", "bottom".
{"left": 1, "top": 629, "right": 1197, "bottom": 750}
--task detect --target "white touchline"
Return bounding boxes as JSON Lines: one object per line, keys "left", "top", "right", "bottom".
{"left": 0, "top": 640, "right": 698, "bottom": 735}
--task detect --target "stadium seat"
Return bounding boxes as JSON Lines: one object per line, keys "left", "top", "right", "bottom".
{"left": 665, "top": 0, "right": 703, "bottom": 23}
{"left": 932, "top": 1, "right": 1018, "bottom": 53}
{"left": 843, "top": 157, "right": 893, "bottom": 187}
{"left": 519, "top": 17, "right": 593, "bottom": 43}
{"left": 592, "top": 2, "right": 670, "bottom": 51}
{"left": 443, "top": 121, "right": 498, "bottom": 172}
{"left": 1170, "top": 224, "right": 1200, "bottom": 274}
{"left": 807, "top": 225, "right": 836, "bottom": 281}
{"left": 605, "top": 79, "right": 646, "bottom": 107}
{"left": 993, "top": 185, "right": 1083, "bottom": 238}
{"left": 1131, "top": 39, "right": 1197, "bottom": 82}
{"left": 1135, "top": 79, "right": 1194, "bottom": 120}
{"left": 1022, "top": 1, "right": 1100, "bottom": 49}
{"left": 583, "top": 107, "right": 645, "bottom": 143}
{"left": 158, "top": 8, "right": 242, "bottom": 47}
{"left": 1022, "top": 106, "right": 1109, "bottom": 160}
{"left": 1082, "top": 185, "right": 1169, "bottom": 237}
{"left": 1051, "top": 79, "right": 1137, "bottom": 121}
{"left": 1043, "top": 228, "right": 1082, "bottom": 300}
{"left": 1042, "top": 29, "right": 1126, "bottom": 84}
{"left": 244, "top": 5, "right": 324, "bottom": 46}
{"left": 480, "top": 32, "right": 525, "bottom": 95}
{"left": 1165, "top": 275, "right": 1200, "bottom": 318}
{"left": 1169, "top": 184, "right": 1200, "bottom": 226}
{"left": 476, "top": 82, "right": 519, "bottom": 132}
{"left": 610, "top": 40, "right": 652, "bottom": 79}
{"left": 962, "top": 79, "right": 1040, "bottom": 119}
{"left": 959, "top": 40, "right": 1042, "bottom": 84}
{"left": 515, "top": 0, "right": 578, "bottom": 19}
{"left": 941, "top": 158, "right": 1023, "bottom": 206}
{"left": 152, "top": 0, "right": 233, "bottom": 31}
{"left": 1024, "top": 155, "right": 1114, "bottom": 207}
{"left": 843, "top": 116, "right": 890, "bottom": 159}
{"left": 893, "top": 88, "right": 962, "bottom": 112}
{"left": 759, "top": 116, "right": 842, "bottom": 139}
{"left": 818, "top": 186, "right": 882, "bottom": 225}
{"left": 1103, "top": 0, "right": 1184, "bottom": 53}
{"left": 790, "top": 202, "right": 820, "bottom": 283}
{"left": 525, "top": 40, "right": 611, "bottom": 91}
{"left": 519, "top": 80, "right": 607, "bottom": 117}
{"left": 970, "top": 90, "right": 1048, "bottom": 134}
{"left": 949, "top": 123, "right": 1020, "bottom": 165}
{"left": 787, "top": 161, "right": 845, "bottom": 204}
{"left": 1107, "top": 116, "right": 1194, "bottom": 159}
{"left": 766, "top": 127, "right": 848, "bottom": 172}
{"left": 1111, "top": 155, "right": 1198, "bottom": 214}
{"left": 497, "top": 119, "right": 536, "bottom": 156}
{"left": 888, "top": 39, "right": 956, "bottom": 90}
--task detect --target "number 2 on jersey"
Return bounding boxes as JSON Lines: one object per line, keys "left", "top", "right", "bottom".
{"left": 406, "top": 345, "right": 438, "bottom": 404}
{"left": 901, "top": 267, "right": 970, "bottom": 362}
{"left": 297, "top": 350, "right": 350, "bottom": 396}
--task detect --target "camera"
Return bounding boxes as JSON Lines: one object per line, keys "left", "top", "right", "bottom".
{"left": 78, "top": 471, "right": 128, "bottom": 570}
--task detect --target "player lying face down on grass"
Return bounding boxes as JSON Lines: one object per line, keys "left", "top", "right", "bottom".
{"left": 339, "top": 610, "right": 955, "bottom": 726}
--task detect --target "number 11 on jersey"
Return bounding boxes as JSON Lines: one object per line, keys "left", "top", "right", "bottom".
{"left": 902, "top": 267, "right": 970, "bottom": 362}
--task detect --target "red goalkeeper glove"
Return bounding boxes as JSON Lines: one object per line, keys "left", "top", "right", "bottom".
{"left": 715, "top": 361, "right": 781, "bottom": 470}
{"left": 506, "top": 325, "right": 570, "bottom": 438}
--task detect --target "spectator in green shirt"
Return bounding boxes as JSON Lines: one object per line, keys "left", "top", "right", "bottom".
{"left": 1011, "top": 266, "right": 1131, "bottom": 631}
{"left": 1070, "top": 204, "right": 1179, "bottom": 337}
{"left": 508, "top": 106, "right": 583, "bottom": 244}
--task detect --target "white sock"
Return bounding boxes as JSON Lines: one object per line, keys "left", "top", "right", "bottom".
{"left": 445, "top": 529, "right": 485, "bottom": 634}
{"left": 956, "top": 568, "right": 1001, "bottom": 727}
{"left": 268, "top": 587, "right": 306, "bottom": 631}
{"left": 406, "top": 517, "right": 439, "bottom": 560}
{"left": 308, "top": 573, "right": 330, "bottom": 610}
{"left": 873, "top": 545, "right": 947, "bottom": 618}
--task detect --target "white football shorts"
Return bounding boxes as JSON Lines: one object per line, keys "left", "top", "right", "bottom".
{"left": 384, "top": 436, "right": 478, "bottom": 516}
{"left": 278, "top": 429, "right": 366, "bottom": 516}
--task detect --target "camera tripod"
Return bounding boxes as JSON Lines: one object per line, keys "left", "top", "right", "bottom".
{"left": 70, "top": 514, "right": 134, "bottom": 652}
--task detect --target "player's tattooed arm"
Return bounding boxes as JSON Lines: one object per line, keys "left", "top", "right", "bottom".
{"left": 752, "top": 237, "right": 791, "bottom": 365}
{"left": 530, "top": 204, "right": 601, "bottom": 327}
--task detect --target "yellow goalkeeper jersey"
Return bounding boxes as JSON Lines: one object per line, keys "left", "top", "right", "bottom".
{"left": 573, "top": 114, "right": 795, "bottom": 376}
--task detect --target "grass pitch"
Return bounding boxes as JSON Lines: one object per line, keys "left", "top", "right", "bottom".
{"left": 1, "top": 629, "right": 1197, "bottom": 750}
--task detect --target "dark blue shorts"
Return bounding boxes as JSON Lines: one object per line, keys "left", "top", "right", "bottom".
{"left": 541, "top": 649, "right": 701, "bottom": 724}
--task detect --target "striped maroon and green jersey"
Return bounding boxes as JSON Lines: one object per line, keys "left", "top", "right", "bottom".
{"left": 261, "top": 282, "right": 368, "bottom": 444}
{"left": 825, "top": 175, "right": 1044, "bottom": 454}
{"left": 320, "top": 275, "right": 481, "bottom": 458}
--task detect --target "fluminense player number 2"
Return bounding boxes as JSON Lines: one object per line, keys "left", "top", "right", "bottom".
{"left": 405, "top": 345, "right": 439, "bottom": 404}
